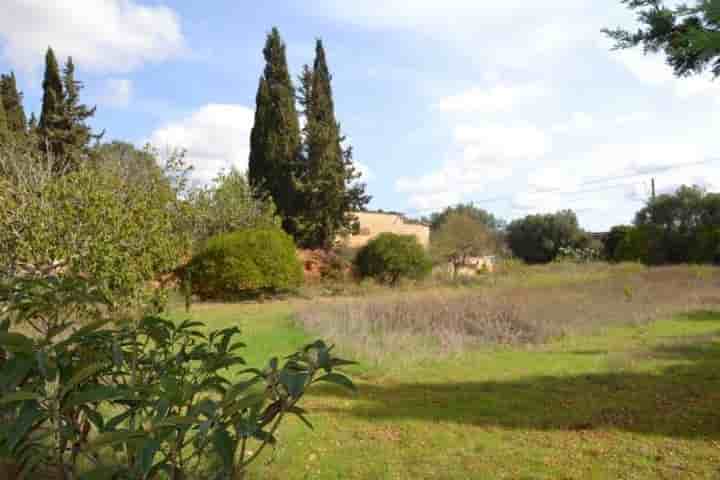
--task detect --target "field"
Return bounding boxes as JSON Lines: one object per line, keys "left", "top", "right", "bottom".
{"left": 173, "top": 264, "right": 720, "bottom": 479}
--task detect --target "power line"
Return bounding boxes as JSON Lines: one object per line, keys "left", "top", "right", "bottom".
{"left": 403, "top": 157, "right": 720, "bottom": 216}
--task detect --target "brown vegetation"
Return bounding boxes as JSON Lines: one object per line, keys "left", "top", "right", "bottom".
{"left": 293, "top": 264, "right": 720, "bottom": 361}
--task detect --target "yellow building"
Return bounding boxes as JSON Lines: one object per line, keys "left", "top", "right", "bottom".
{"left": 338, "top": 211, "right": 430, "bottom": 249}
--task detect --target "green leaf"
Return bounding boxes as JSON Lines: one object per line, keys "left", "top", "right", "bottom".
{"left": 0, "top": 355, "right": 34, "bottom": 391}
{"left": 59, "top": 363, "right": 107, "bottom": 399}
{"left": 0, "top": 391, "right": 41, "bottom": 405}
{"left": 86, "top": 430, "right": 146, "bottom": 451}
{"left": 313, "top": 373, "right": 356, "bottom": 392}
{"left": 0, "top": 332, "right": 34, "bottom": 352}
{"left": 212, "top": 428, "right": 235, "bottom": 472}
{"left": 64, "top": 386, "right": 128, "bottom": 409}
{"left": 279, "top": 370, "right": 309, "bottom": 399}
{"left": 137, "top": 438, "right": 161, "bottom": 477}
{"left": 8, "top": 402, "right": 45, "bottom": 451}
{"left": 152, "top": 415, "right": 197, "bottom": 430}
{"left": 223, "top": 393, "right": 264, "bottom": 419}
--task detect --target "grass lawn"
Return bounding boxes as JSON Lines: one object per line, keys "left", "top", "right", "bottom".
{"left": 172, "top": 302, "right": 720, "bottom": 479}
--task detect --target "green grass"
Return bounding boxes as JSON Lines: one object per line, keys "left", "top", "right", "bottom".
{"left": 173, "top": 303, "right": 720, "bottom": 479}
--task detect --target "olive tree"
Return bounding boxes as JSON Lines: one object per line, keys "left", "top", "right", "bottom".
{"left": 431, "top": 212, "right": 499, "bottom": 278}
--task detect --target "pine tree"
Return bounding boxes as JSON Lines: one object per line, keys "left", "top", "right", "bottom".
{"left": 39, "top": 52, "right": 99, "bottom": 173}
{"left": 59, "top": 57, "right": 98, "bottom": 157}
{"left": 296, "top": 40, "right": 369, "bottom": 248}
{"left": 0, "top": 72, "right": 27, "bottom": 135}
{"left": 248, "top": 27, "right": 302, "bottom": 235}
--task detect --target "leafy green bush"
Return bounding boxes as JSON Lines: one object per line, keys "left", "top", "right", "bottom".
{"left": 0, "top": 147, "right": 189, "bottom": 306}
{"left": 0, "top": 276, "right": 354, "bottom": 479}
{"left": 189, "top": 228, "right": 303, "bottom": 299}
{"left": 355, "top": 233, "right": 431, "bottom": 285}
{"left": 506, "top": 210, "right": 588, "bottom": 264}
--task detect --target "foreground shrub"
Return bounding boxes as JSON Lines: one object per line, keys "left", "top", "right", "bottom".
{"left": 0, "top": 276, "right": 354, "bottom": 479}
{"left": 355, "top": 233, "right": 431, "bottom": 285}
{"left": 189, "top": 228, "right": 303, "bottom": 299}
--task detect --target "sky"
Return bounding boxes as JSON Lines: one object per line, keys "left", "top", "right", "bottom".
{"left": 1, "top": 0, "right": 719, "bottom": 231}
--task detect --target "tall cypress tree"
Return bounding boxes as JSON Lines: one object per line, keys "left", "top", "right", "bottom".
{"left": 38, "top": 53, "right": 98, "bottom": 172}
{"left": 297, "top": 40, "right": 369, "bottom": 248}
{"left": 39, "top": 47, "right": 63, "bottom": 134}
{"left": 248, "top": 27, "right": 301, "bottom": 235}
{"left": 0, "top": 72, "right": 27, "bottom": 135}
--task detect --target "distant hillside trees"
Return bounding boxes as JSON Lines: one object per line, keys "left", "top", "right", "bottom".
{"left": 248, "top": 28, "right": 369, "bottom": 249}
{"left": 507, "top": 210, "right": 590, "bottom": 263}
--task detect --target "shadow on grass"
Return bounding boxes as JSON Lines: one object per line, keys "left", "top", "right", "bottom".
{"left": 312, "top": 329, "right": 720, "bottom": 440}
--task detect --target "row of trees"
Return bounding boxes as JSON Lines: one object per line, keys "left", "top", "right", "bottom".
{"left": 1, "top": 48, "right": 99, "bottom": 176}
{"left": 248, "top": 29, "right": 369, "bottom": 249}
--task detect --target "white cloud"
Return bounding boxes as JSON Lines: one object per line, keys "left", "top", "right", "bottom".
{"left": 551, "top": 112, "right": 594, "bottom": 134}
{"left": 435, "top": 83, "right": 547, "bottom": 114}
{"left": 0, "top": 0, "right": 184, "bottom": 72}
{"left": 309, "top": 0, "right": 626, "bottom": 69}
{"left": 148, "top": 104, "right": 254, "bottom": 184}
{"left": 396, "top": 123, "right": 550, "bottom": 211}
{"left": 612, "top": 49, "right": 720, "bottom": 102}
{"left": 615, "top": 112, "right": 651, "bottom": 126}
{"left": 99, "top": 78, "right": 132, "bottom": 108}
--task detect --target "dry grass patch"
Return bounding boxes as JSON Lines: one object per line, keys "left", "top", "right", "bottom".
{"left": 293, "top": 264, "right": 720, "bottom": 361}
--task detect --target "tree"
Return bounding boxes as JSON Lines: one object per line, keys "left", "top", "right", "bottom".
{"left": 0, "top": 90, "right": 7, "bottom": 141}
{"left": 604, "top": 0, "right": 720, "bottom": 78}
{"left": 248, "top": 27, "right": 301, "bottom": 234}
{"left": 506, "top": 210, "right": 587, "bottom": 263}
{"left": 427, "top": 203, "right": 505, "bottom": 232}
{"left": 0, "top": 72, "right": 27, "bottom": 135}
{"left": 431, "top": 212, "right": 498, "bottom": 278}
{"left": 295, "top": 40, "right": 370, "bottom": 248}
{"left": 185, "top": 167, "right": 280, "bottom": 244}
{"left": 0, "top": 155, "right": 189, "bottom": 304}
{"left": 355, "top": 233, "right": 432, "bottom": 285}
{"left": 603, "top": 225, "right": 634, "bottom": 260}
{"left": 626, "top": 185, "right": 720, "bottom": 264}
{"left": 39, "top": 47, "right": 64, "bottom": 138}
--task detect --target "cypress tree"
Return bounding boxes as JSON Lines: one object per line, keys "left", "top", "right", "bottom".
{"left": 38, "top": 53, "right": 99, "bottom": 173}
{"left": 296, "top": 40, "right": 370, "bottom": 248}
{"left": 248, "top": 27, "right": 301, "bottom": 235}
{"left": 0, "top": 72, "right": 27, "bottom": 135}
{"left": 39, "top": 47, "right": 63, "bottom": 134}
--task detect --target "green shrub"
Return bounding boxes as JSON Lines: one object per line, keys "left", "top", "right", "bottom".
{"left": 355, "top": 233, "right": 431, "bottom": 285}
{"left": 0, "top": 276, "right": 355, "bottom": 480}
{"left": 189, "top": 228, "right": 303, "bottom": 299}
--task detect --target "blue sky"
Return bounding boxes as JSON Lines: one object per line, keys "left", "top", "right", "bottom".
{"left": 2, "top": 1, "right": 719, "bottom": 231}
